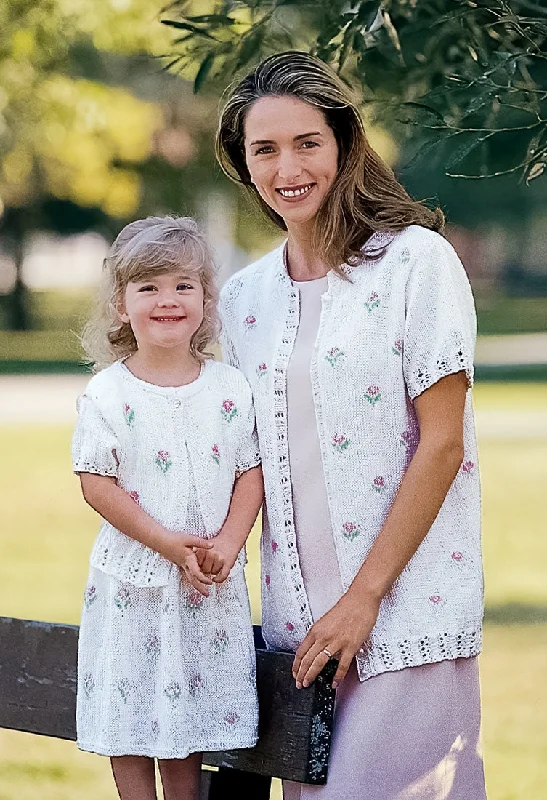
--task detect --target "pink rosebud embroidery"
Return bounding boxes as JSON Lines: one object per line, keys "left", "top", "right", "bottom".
{"left": 129, "top": 491, "right": 140, "bottom": 503}
{"left": 225, "top": 711, "right": 240, "bottom": 725}
{"left": 271, "top": 540, "right": 278, "bottom": 554}
{"left": 332, "top": 433, "right": 350, "bottom": 453}
{"left": 155, "top": 450, "right": 172, "bottom": 473}
{"left": 392, "top": 339, "right": 403, "bottom": 356}
{"left": 286, "top": 622, "right": 295, "bottom": 633}
{"left": 452, "top": 551, "right": 463, "bottom": 562}
{"left": 244, "top": 314, "right": 257, "bottom": 327}
{"left": 212, "top": 444, "right": 220, "bottom": 464}
{"left": 429, "top": 594, "right": 443, "bottom": 605}
{"left": 265, "top": 574, "right": 271, "bottom": 588}
{"left": 461, "top": 460, "right": 475, "bottom": 474}
{"left": 342, "top": 521, "right": 360, "bottom": 541}
{"left": 114, "top": 586, "right": 131, "bottom": 611}
{"left": 325, "top": 347, "right": 344, "bottom": 367}
{"left": 364, "top": 291, "right": 380, "bottom": 312}
{"left": 372, "top": 476, "right": 385, "bottom": 493}
{"left": 212, "top": 630, "right": 229, "bottom": 654}
{"left": 257, "top": 362, "right": 268, "bottom": 377}
{"left": 185, "top": 589, "right": 204, "bottom": 613}
{"left": 123, "top": 403, "right": 135, "bottom": 427}
{"left": 84, "top": 585, "right": 97, "bottom": 609}
{"left": 188, "top": 673, "right": 203, "bottom": 697}
{"left": 221, "top": 399, "right": 238, "bottom": 422}
{"left": 164, "top": 681, "right": 182, "bottom": 702}
{"left": 364, "top": 385, "right": 381, "bottom": 405}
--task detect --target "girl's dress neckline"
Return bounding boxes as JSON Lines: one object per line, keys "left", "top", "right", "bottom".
{"left": 117, "top": 358, "right": 208, "bottom": 397}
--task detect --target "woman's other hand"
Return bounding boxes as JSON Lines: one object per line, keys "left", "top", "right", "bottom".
{"left": 292, "top": 588, "right": 381, "bottom": 690}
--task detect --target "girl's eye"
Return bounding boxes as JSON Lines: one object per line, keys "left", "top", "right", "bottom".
{"left": 138, "top": 285, "right": 156, "bottom": 292}
{"left": 177, "top": 283, "right": 194, "bottom": 291}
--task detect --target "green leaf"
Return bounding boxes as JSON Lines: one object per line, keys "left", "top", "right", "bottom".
{"left": 194, "top": 52, "right": 215, "bottom": 93}
{"left": 161, "top": 19, "right": 217, "bottom": 40}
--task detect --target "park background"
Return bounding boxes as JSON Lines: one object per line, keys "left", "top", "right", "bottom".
{"left": 0, "top": 1, "right": 546, "bottom": 798}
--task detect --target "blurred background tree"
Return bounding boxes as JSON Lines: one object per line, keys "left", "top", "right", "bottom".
{"left": 0, "top": 0, "right": 231, "bottom": 334}
{"left": 0, "top": 0, "right": 546, "bottom": 351}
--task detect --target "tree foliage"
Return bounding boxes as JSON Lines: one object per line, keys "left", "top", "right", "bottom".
{"left": 163, "top": 0, "right": 547, "bottom": 183}
{"left": 0, "top": 0, "right": 171, "bottom": 218}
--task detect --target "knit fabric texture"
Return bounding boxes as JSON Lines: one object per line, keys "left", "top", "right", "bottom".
{"left": 219, "top": 225, "right": 483, "bottom": 681}
{"left": 72, "top": 359, "right": 261, "bottom": 587}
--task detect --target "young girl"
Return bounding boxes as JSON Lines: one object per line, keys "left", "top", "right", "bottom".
{"left": 72, "top": 215, "right": 263, "bottom": 800}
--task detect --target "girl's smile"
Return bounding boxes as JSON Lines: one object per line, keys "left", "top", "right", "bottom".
{"left": 244, "top": 96, "right": 339, "bottom": 231}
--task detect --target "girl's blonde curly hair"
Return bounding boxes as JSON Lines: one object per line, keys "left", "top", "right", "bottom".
{"left": 81, "top": 216, "right": 220, "bottom": 371}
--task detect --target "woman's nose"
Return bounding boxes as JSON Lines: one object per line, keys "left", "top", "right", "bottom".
{"left": 277, "top": 150, "right": 303, "bottom": 181}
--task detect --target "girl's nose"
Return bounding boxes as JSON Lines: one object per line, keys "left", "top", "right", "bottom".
{"left": 156, "top": 293, "right": 179, "bottom": 307}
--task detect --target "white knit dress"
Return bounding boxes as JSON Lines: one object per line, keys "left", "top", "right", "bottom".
{"left": 72, "top": 360, "right": 259, "bottom": 759}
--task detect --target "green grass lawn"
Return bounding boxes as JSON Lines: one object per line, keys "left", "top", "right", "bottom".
{"left": 1, "top": 382, "right": 546, "bottom": 799}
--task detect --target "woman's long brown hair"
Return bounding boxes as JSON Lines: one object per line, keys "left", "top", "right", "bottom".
{"left": 216, "top": 51, "right": 444, "bottom": 272}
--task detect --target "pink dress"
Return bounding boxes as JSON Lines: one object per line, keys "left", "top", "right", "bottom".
{"left": 283, "top": 277, "right": 486, "bottom": 800}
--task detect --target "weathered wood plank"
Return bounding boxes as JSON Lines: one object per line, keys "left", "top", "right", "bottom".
{"left": 0, "top": 617, "right": 335, "bottom": 784}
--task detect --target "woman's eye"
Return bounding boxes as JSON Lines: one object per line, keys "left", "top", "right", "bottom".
{"left": 301, "top": 140, "right": 319, "bottom": 149}
{"left": 255, "top": 145, "right": 274, "bottom": 155}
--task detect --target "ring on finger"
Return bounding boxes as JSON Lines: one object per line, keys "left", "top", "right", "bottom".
{"left": 321, "top": 647, "right": 333, "bottom": 659}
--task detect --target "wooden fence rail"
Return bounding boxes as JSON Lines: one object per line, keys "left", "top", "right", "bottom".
{"left": 0, "top": 617, "right": 335, "bottom": 798}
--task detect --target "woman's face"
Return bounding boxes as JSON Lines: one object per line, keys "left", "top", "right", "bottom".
{"left": 244, "top": 95, "right": 339, "bottom": 229}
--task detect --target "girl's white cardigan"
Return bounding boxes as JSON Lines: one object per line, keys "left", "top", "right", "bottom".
{"left": 219, "top": 225, "right": 483, "bottom": 681}
{"left": 72, "top": 359, "right": 260, "bottom": 588}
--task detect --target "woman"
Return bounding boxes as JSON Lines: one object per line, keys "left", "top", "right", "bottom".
{"left": 216, "top": 51, "right": 486, "bottom": 799}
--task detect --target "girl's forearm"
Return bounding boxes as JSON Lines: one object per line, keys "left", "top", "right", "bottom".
{"left": 216, "top": 465, "right": 264, "bottom": 553}
{"left": 79, "top": 473, "right": 173, "bottom": 556}
{"left": 348, "top": 438, "right": 464, "bottom": 605}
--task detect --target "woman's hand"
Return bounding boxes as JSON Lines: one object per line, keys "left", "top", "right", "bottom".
{"left": 292, "top": 589, "right": 381, "bottom": 690}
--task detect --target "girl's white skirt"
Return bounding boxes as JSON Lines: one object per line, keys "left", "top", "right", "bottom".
{"left": 77, "top": 564, "right": 258, "bottom": 759}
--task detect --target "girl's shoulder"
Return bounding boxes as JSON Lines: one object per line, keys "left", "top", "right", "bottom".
{"left": 81, "top": 361, "right": 124, "bottom": 400}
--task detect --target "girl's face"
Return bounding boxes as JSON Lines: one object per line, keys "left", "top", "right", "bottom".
{"left": 118, "top": 270, "right": 204, "bottom": 355}
{"left": 244, "top": 95, "right": 339, "bottom": 231}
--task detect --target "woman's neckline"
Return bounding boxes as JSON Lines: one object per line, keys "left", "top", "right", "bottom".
{"left": 292, "top": 275, "right": 329, "bottom": 286}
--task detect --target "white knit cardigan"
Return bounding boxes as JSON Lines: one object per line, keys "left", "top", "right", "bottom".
{"left": 72, "top": 359, "right": 260, "bottom": 587}
{"left": 219, "top": 225, "right": 483, "bottom": 681}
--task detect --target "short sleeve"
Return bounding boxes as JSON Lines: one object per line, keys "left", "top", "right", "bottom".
{"left": 72, "top": 394, "right": 119, "bottom": 476}
{"left": 403, "top": 234, "right": 476, "bottom": 400}
{"left": 235, "top": 393, "right": 261, "bottom": 473}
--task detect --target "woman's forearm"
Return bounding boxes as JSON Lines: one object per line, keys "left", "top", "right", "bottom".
{"left": 348, "top": 437, "right": 464, "bottom": 605}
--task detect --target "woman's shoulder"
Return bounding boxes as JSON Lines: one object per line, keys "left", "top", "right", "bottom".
{"left": 219, "top": 241, "right": 285, "bottom": 308}
{"left": 205, "top": 359, "right": 252, "bottom": 394}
